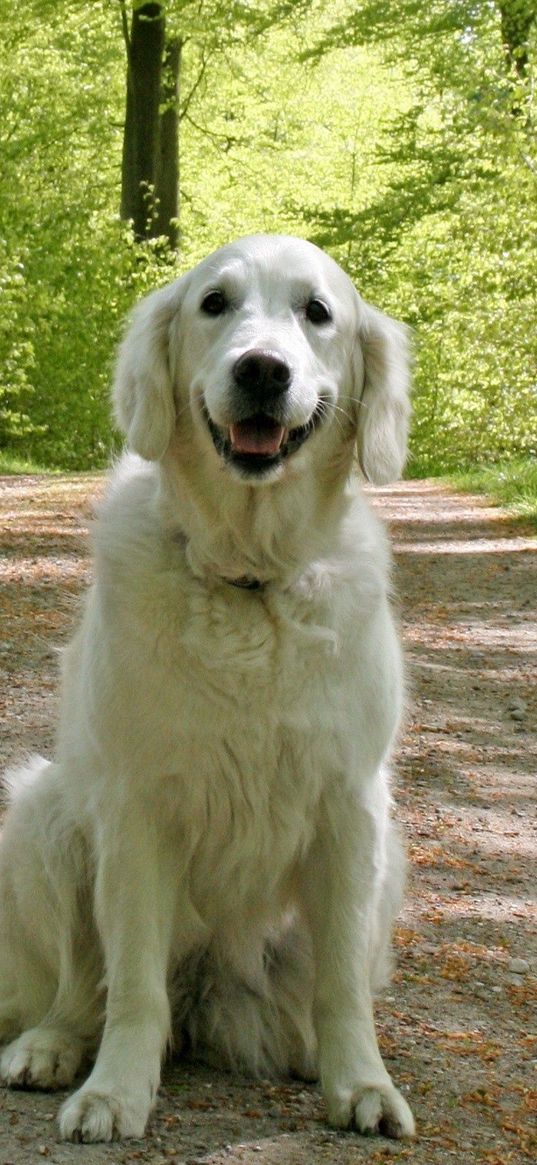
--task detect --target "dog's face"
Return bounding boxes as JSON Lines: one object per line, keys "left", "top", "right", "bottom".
{"left": 114, "top": 235, "right": 411, "bottom": 486}
{"left": 175, "top": 236, "right": 360, "bottom": 483}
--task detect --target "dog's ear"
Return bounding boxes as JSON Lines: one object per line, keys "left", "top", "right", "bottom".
{"left": 355, "top": 303, "right": 411, "bottom": 485}
{"left": 113, "top": 277, "right": 187, "bottom": 461}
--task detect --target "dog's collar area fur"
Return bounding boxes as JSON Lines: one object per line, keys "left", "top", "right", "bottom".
{"left": 224, "top": 575, "right": 265, "bottom": 591}
{"left": 172, "top": 530, "right": 267, "bottom": 592}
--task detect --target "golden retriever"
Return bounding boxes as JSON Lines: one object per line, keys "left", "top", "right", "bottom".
{"left": 0, "top": 235, "right": 414, "bottom": 1142}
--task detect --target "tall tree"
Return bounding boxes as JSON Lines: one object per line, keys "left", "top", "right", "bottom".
{"left": 118, "top": 0, "right": 303, "bottom": 248}
{"left": 154, "top": 35, "right": 181, "bottom": 246}
{"left": 120, "top": 1, "right": 180, "bottom": 246}
{"left": 499, "top": 0, "right": 536, "bottom": 78}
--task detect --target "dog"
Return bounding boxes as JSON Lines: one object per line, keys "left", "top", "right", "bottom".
{"left": 0, "top": 234, "right": 414, "bottom": 1143}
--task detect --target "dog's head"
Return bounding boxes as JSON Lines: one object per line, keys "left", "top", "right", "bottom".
{"left": 114, "top": 235, "right": 410, "bottom": 487}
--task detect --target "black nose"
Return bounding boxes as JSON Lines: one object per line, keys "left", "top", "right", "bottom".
{"left": 233, "top": 350, "right": 291, "bottom": 397}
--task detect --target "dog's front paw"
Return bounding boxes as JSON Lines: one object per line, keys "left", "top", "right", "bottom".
{"left": 59, "top": 1085, "right": 148, "bottom": 1142}
{"left": 326, "top": 1080, "right": 415, "bottom": 1139}
{"left": 0, "top": 1027, "right": 83, "bottom": 1090}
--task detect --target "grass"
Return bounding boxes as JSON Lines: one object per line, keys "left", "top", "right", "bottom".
{"left": 443, "top": 459, "right": 537, "bottom": 527}
{"left": 0, "top": 452, "right": 61, "bottom": 475}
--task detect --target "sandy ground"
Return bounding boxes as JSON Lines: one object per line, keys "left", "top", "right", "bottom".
{"left": 0, "top": 475, "right": 535, "bottom": 1165}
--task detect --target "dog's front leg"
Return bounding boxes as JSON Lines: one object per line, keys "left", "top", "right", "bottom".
{"left": 300, "top": 789, "right": 415, "bottom": 1139}
{"left": 59, "top": 802, "right": 176, "bottom": 1143}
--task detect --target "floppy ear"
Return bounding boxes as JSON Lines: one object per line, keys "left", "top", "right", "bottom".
{"left": 113, "top": 278, "right": 186, "bottom": 461}
{"left": 355, "top": 303, "right": 411, "bottom": 485}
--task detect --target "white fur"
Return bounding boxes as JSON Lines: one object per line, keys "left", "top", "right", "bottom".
{"left": 0, "top": 235, "right": 414, "bottom": 1143}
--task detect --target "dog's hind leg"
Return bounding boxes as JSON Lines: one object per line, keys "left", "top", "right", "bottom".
{"left": 0, "top": 759, "right": 101, "bottom": 1089}
{"left": 0, "top": 760, "right": 59, "bottom": 1044}
{"left": 0, "top": 932, "right": 101, "bottom": 1091}
{"left": 0, "top": 944, "right": 101, "bottom": 1092}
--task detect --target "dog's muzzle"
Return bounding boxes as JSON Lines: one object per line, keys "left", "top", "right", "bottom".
{"left": 204, "top": 349, "right": 324, "bottom": 478}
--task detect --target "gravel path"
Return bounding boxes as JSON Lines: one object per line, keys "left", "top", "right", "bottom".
{"left": 0, "top": 475, "right": 535, "bottom": 1165}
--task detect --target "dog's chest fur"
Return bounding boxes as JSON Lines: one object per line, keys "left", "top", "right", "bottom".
{"left": 62, "top": 467, "right": 394, "bottom": 926}
{"left": 85, "top": 562, "right": 345, "bottom": 902}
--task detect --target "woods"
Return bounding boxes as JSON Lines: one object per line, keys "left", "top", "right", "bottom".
{"left": 0, "top": 0, "right": 535, "bottom": 474}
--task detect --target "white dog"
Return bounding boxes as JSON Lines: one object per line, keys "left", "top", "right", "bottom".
{"left": 0, "top": 235, "right": 414, "bottom": 1143}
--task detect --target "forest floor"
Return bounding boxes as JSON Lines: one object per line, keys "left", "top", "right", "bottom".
{"left": 0, "top": 474, "right": 535, "bottom": 1165}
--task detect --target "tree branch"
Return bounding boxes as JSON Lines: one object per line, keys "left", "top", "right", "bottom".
{"left": 118, "top": 0, "right": 132, "bottom": 66}
{"left": 182, "top": 111, "right": 245, "bottom": 151}
{"left": 179, "top": 47, "right": 208, "bottom": 121}
{"left": 520, "top": 151, "right": 537, "bottom": 176}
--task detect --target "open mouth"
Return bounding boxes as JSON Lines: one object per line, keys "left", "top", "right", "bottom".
{"left": 204, "top": 407, "right": 324, "bottom": 476}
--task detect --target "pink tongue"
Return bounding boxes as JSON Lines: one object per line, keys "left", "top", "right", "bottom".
{"left": 230, "top": 417, "right": 286, "bottom": 456}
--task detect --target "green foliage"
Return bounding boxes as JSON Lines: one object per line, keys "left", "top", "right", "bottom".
{"left": 0, "top": 0, "right": 535, "bottom": 474}
{"left": 0, "top": 240, "right": 38, "bottom": 443}
{"left": 304, "top": 0, "right": 537, "bottom": 473}
{"left": 0, "top": 1, "right": 179, "bottom": 467}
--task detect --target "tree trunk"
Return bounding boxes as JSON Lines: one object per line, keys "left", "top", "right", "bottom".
{"left": 121, "top": 2, "right": 166, "bottom": 240}
{"left": 154, "top": 37, "right": 182, "bottom": 249}
{"left": 498, "top": 1, "right": 535, "bottom": 79}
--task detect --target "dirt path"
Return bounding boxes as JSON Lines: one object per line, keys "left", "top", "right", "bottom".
{"left": 0, "top": 476, "right": 535, "bottom": 1165}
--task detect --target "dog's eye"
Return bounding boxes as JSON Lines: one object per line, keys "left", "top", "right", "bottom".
{"left": 305, "top": 298, "right": 332, "bottom": 325}
{"left": 201, "top": 290, "right": 228, "bottom": 316}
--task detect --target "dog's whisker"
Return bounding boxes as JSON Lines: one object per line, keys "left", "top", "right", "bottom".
{"left": 174, "top": 399, "right": 193, "bottom": 420}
